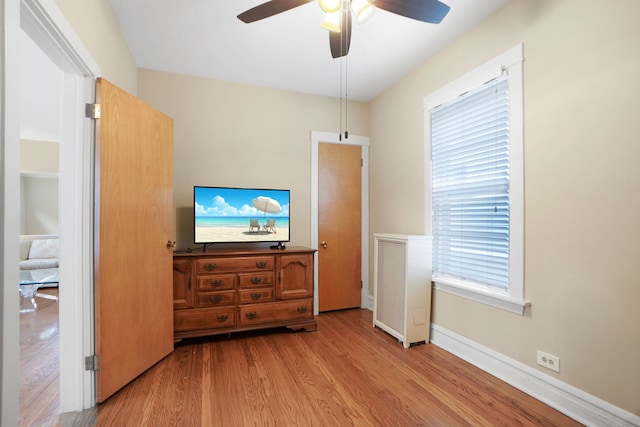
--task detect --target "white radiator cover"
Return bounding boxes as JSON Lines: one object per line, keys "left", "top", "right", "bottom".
{"left": 373, "top": 234, "right": 432, "bottom": 348}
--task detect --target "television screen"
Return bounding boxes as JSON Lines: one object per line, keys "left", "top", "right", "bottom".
{"left": 194, "top": 186, "right": 290, "bottom": 244}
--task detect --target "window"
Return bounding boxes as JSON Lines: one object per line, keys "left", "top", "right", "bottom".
{"left": 431, "top": 77, "right": 510, "bottom": 288}
{"left": 424, "top": 45, "right": 525, "bottom": 314}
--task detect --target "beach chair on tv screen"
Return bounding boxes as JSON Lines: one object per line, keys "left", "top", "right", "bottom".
{"left": 263, "top": 219, "right": 276, "bottom": 233}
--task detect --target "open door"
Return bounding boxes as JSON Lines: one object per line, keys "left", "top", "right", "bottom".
{"left": 94, "top": 78, "right": 174, "bottom": 402}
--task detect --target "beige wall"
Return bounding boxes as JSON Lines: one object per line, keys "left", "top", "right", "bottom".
{"left": 54, "top": 0, "right": 137, "bottom": 94}
{"left": 21, "top": 175, "right": 59, "bottom": 235}
{"left": 370, "top": 0, "right": 640, "bottom": 414}
{"left": 19, "top": 139, "right": 59, "bottom": 234}
{"left": 137, "top": 69, "right": 369, "bottom": 250}
{"left": 20, "top": 139, "right": 58, "bottom": 173}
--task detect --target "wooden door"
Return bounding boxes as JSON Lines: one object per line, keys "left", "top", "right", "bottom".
{"left": 95, "top": 78, "right": 174, "bottom": 402}
{"left": 318, "top": 143, "right": 361, "bottom": 311}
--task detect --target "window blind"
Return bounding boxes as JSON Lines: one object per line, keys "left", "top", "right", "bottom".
{"left": 430, "top": 77, "right": 510, "bottom": 289}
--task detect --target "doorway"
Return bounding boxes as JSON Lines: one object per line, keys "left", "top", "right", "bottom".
{"left": 310, "top": 131, "right": 370, "bottom": 314}
{"left": 18, "top": 0, "right": 100, "bottom": 413}
{"left": 18, "top": 27, "right": 63, "bottom": 421}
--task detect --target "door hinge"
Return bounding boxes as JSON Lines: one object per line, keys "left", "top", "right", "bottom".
{"left": 361, "top": 280, "right": 363, "bottom": 289}
{"left": 85, "top": 355, "right": 100, "bottom": 371}
{"left": 85, "top": 103, "right": 101, "bottom": 119}
{"left": 361, "top": 158, "right": 363, "bottom": 167}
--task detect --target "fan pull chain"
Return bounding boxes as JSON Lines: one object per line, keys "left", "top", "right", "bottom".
{"left": 339, "top": 51, "right": 343, "bottom": 141}
{"left": 338, "top": 1, "right": 349, "bottom": 141}
{"left": 343, "top": 0, "right": 349, "bottom": 139}
{"left": 338, "top": 2, "right": 344, "bottom": 142}
{"left": 344, "top": 50, "right": 348, "bottom": 139}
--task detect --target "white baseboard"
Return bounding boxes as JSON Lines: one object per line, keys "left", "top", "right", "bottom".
{"left": 430, "top": 324, "right": 640, "bottom": 427}
{"left": 364, "top": 294, "right": 374, "bottom": 311}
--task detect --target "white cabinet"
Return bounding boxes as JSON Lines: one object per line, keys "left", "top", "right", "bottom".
{"left": 373, "top": 233, "right": 432, "bottom": 348}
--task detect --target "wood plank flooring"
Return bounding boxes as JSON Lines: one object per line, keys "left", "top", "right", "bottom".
{"left": 19, "top": 287, "right": 60, "bottom": 427}
{"left": 22, "top": 303, "right": 582, "bottom": 426}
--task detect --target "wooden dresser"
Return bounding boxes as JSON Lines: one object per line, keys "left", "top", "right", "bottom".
{"left": 172, "top": 247, "right": 317, "bottom": 341}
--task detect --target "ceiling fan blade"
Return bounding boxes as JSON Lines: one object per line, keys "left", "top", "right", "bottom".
{"left": 237, "top": 0, "right": 312, "bottom": 23}
{"left": 329, "top": 8, "right": 352, "bottom": 58}
{"left": 374, "top": 0, "right": 450, "bottom": 24}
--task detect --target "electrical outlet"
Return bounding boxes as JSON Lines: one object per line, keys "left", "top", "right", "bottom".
{"left": 537, "top": 350, "right": 560, "bottom": 373}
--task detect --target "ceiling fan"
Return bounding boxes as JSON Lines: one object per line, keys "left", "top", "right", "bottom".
{"left": 237, "top": 0, "right": 451, "bottom": 58}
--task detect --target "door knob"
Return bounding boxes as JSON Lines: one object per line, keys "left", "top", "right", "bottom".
{"left": 321, "top": 241, "right": 327, "bottom": 248}
{"left": 167, "top": 240, "right": 176, "bottom": 249}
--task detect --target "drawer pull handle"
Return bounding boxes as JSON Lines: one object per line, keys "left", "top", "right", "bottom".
{"left": 245, "top": 312, "right": 257, "bottom": 319}
{"left": 250, "top": 277, "right": 262, "bottom": 284}
{"left": 250, "top": 293, "right": 262, "bottom": 300}
{"left": 210, "top": 296, "right": 223, "bottom": 303}
{"left": 209, "top": 280, "right": 223, "bottom": 287}
{"left": 256, "top": 261, "right": 267, "bottom": 268}
{"left": 297, "top": 306, "right": 308, "bottom": 313}
{"left": 216, "top": 314, "right": 228, "bottom": 322}
{"left": 205, "top": 263, "right": 217, "bottom": 271}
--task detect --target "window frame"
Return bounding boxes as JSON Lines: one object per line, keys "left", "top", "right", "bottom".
{"left": 424, "top": 45, "right": 526, "bottom": 315}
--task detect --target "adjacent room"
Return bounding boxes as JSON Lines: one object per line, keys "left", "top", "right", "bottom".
{"left": 3, "top": 0, "right": 639, "bottom": 426}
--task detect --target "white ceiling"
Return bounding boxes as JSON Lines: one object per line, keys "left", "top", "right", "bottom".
{"left": 20, "top": 30, "right": 63, "bottom": 142}
{"left": 109, "top": 0, "right": 508, "bottom": 102}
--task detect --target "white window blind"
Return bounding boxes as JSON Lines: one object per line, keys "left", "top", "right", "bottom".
{"left": 430, "top": 77, "right": 510, "bottom": 289}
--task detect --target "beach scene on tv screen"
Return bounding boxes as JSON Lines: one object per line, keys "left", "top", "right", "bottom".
{"left": 195, "top": 187, "right": 290, "bottom": 243}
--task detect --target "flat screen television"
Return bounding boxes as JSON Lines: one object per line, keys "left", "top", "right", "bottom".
{"left": 194, "top": 186, "right": 290, "bottom": 246}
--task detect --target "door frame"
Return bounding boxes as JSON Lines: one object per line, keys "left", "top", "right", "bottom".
{"left": 310, "top": 131, "right": 371, "bottom": 315}
{"left": 19, "top": 0, "right": 99, "bottom": 412}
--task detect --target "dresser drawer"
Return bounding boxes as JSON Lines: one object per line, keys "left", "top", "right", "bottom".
{"left": 174, "top": 307, "right": 236, "bottom": 331}
{"left": 239, "top": 299, "right": 313, "bottom": 326}
{"left": 197, "top": 274, "right": 235, "bottom": 291}
{"left": 196, "top": 256, "right": 274, "bottom": 274}
{"left": 238, "top": 272, "right": 274, "bottom": 288}
{"left": 197, "top": 290, "right": 236, "bottom": 307}
{"left": 238, "top": 288, "right": 274, "bottom": 304}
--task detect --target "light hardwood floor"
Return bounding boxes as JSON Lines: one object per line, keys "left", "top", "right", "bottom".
{"left": 21, "top": 296, "right": 582, "bottom": 426}
{"left": 19, "top": 287, "right": 60, "bottom": 427}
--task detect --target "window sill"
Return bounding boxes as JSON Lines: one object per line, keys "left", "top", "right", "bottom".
{"left": 433, "top": 278, "right": 529, "bottom": 315}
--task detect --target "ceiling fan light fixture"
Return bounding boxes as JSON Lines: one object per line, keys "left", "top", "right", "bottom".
{"left": 318, "top": 0, "right": 341, "bottom": 13}
{"left": 351, "top": 0, "right": 375, "bottom": 23}
{"left": 320, "top": 10, "right": 342, "bottom": 32}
